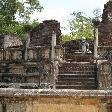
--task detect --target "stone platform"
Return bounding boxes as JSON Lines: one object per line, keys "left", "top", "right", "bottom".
{"left": 0, "top": 89, "right": 112, "bottom": 112}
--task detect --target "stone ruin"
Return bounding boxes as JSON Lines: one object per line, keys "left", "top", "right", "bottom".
{"left": 0, "top": 0, "right": 112, "bottom": 90}
{"left": 30, "top": 20, "right": 61, "bottom": 46}
{"left": 0, "top": 0, "right": 112, "bottom": 111}
{"left": 99, "top": 1, "right": 112, "bottom": 46}
{"left": 0, "top": 20, "right": 63, "bottom": 89}
{"left": 98, "top": 1, "right": 112, "bottom": 60}
{"left": 63, "top": 39, "right": 94, "bottom": 62}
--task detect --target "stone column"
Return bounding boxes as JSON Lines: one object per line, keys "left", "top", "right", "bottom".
{"left": 51, "top": 31, "right": 56, "bottom": 89}
{"left": 92, "top": 19, "right": 100, "bottom": 59}
{"left": 94, "top": 26, "right": 98, "bottom": 58}
{"left": 25, "top": 33, "right": 30, "bottom": 61}
{"left": 51, "top": 31, "right": 56, "bottom": 62}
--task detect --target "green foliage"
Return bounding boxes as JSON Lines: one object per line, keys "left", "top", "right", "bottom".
{"left": 69, "top": 11, "right": 94, "bottom": 39}
{"left": 0, "top": 19, "right": 39, "bottom": 37}
{"left": 0, "top": 0, "right": 42, "bottom": 37}
{"left": 0, "top": 0, "right": 43, "bottom": 23}
{"left": 0, "top": 0, "right": 17, "bottom": 23}
{"left": 62, "top": 34, "right": 74, "bottom": 42}
{"left": 93, "top": 8, "right": 102, "bottom": 20}
{"left": 16, "top": 0, "right": 43, "bottom": 23}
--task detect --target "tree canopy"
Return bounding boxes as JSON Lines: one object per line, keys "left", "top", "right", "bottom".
{"left": 68, "top": 11, "right": 94, "bottom": 40}
{"left": 0, "top": 0, "right": 43, "bottom": 23}
{"left": 61, "top": 34, "right": 74, "bottom": 43}
{"left": 0, "top": 0, "right": 42, "bottom": 37}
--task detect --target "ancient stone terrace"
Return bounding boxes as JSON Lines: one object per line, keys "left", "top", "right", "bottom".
{"left": 0, "top": 16, "right": 111, "bottom": 90}
{"left": 1, "top": 0, "right": 112, "bottom": 112}
{"left": 0, "top": 20, "right": 63, "bottom": 89}
{"left": 0, "top": 1, "right": 112, "bottom": 91}
{"left": 0, "top": 89, "right": 112, "bottom": 112}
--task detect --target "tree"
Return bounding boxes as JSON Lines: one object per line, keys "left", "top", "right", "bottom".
{"left": 0, "top": 0, "right": 42, "bottom": 37}
{"left": 68, "top": 11, "right": 94, "bottom": 39}
{"left": 93, "top": 8, "right": 102, "bottom": 20}
{"left": 0, "top": 0, "right": 17, "bottom": 23}
{"left": 0, "top": 18, "right": 39, "bottom": 37}
{"left": 0, "top": 0, "right": 43, "bottom": 23}
{"left": 62, "top": 34, "right": 74, "bottom": 42}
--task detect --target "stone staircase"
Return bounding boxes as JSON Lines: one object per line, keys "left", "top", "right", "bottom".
{"left": 56, "top": 62, "right": 98, "bottom": 90}
{"left": 65, "top": 52, "right": 93, "bottom": 62}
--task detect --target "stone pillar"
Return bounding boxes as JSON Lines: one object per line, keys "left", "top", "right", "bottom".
{"left": 25, "top": 33, "right": 30, "bottom": 61}
{"left": 51, "top": 31, "right": 56, "bottom": 62}
{"left": 94, "top": 26, "right": 98, "bottom": 58}
{"left": 51, "top": 31, "right": 56, "bottom": 89}
{"left": 92, "top": 19, "right": 100, "bottom": 59}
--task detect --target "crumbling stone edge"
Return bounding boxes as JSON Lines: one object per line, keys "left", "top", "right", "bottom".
{"left": 0, "top": 88, "right": 112, "bottom": 97}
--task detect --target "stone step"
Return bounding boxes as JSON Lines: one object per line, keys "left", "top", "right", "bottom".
{"left": 59, "top": 69, "right": 97, "bottom": 73}
{"left": 59, "top": 63, "right": 97, "bottom": 72}
{"left": 57, "top": 77, "right": 96, "bottom": 82}
{"left": 60, "top": 62, "right": 96, "bottom": 65}
{"left": 65, "top": 55, "right": 93, "bottom": 62}
{"left": 57, "top": 62, "right": 97, "bottom": 90}
{"left": 56, "top": 85, "right": 97, "bottom": 90}
{"left": 58, "top": 74, "right": 96, "bottom": 79}
{"left": 56, "top": 81, "right": 96, "bottom": 85}
{"left": 59, "top": 64, "right": 96, "bottom": 68}
{"left": 59, "top": 66, "right": 96, "bottom": 69}
{"left": 59, "top": 71, "right": 97, "bottom": 74}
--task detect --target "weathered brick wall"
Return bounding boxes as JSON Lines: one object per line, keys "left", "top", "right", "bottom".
{"left": 98, "top": 47, "right": 112, "bottom": 60}
{"left": 0, "top": 35, "right": 23, "bottom": 49}
{"left": 4, "top": 35, "right": 23, "bottom": 48}
{"left": 98, "top": 61, "right": 112, "bottom": 90}
{"left": 30, "top": 20, "right": 61, "bottom": 46}
{"left": 98, "top": 1, "right": 112, "bottom": 46}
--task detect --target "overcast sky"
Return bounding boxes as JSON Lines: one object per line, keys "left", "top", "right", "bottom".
{"left": 31, "top": 0, "right": 109, "bottom": 34}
